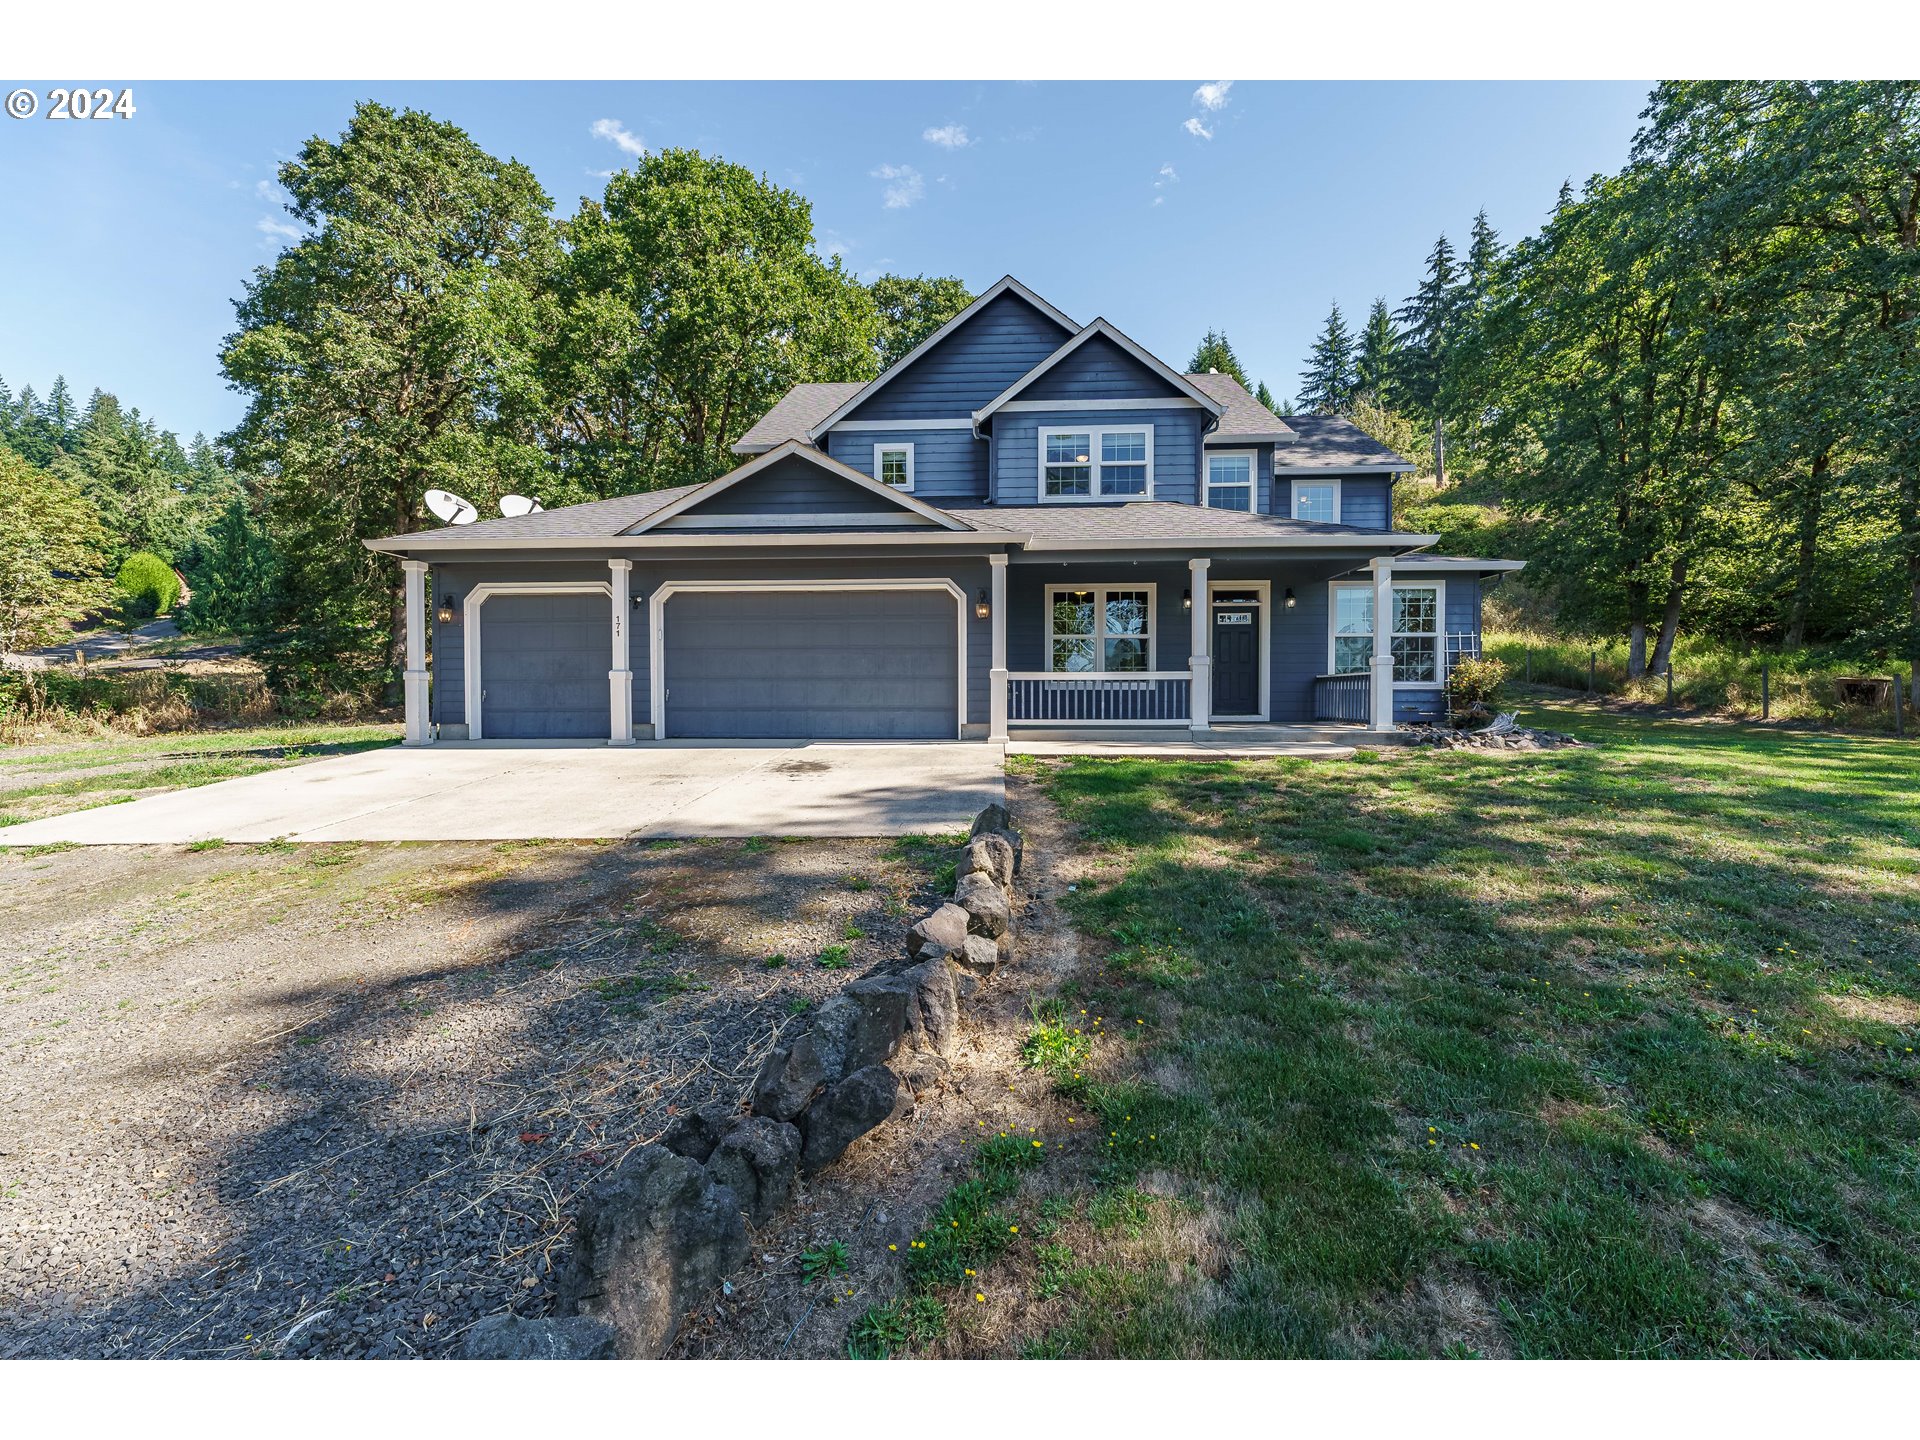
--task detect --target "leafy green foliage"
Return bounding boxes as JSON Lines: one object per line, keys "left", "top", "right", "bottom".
{"left": 1444, "top": 654, "right": 1507, "bottom": 712}
{"left": 0, "top": 448, "right": 111, "bottom": 653}
{"left": 182, "top": 496, "right": 279, "bottom": 636}
{"left": 799, "top": 1240, "right": 850, "bottom": 1286}
{"left": 868, "top": 274, "right": 973, "bottom": 370}
{"left": 114, "top": 552, "right": 180, "bottom": 619}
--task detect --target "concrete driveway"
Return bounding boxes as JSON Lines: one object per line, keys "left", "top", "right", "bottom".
{"left": 0, "top": 741, "right": 1006, "bottom": 845}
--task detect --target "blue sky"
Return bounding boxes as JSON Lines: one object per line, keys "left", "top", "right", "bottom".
{"left": 0, "top": 80, "right": 1649, "bottom": 443}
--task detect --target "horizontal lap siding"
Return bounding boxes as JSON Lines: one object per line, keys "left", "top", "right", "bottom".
{"left": 688, "top": 457, "right": 899, "bottom": 515}
{"left": 428, "top": 561, "right": 610, "bottom": 726}
{"left": 844, "top": 293, "right": 1072, "bottom": 421}
{"left": 1019, "top": 336, "right": 1180, "bottom": 401}
{"left": 1006, "top": 562, "right": 1194, "bottom": 674}
{"left": 1273, "top": 473, "right": 1393, "bottom": 530}
{"left": 992, "top": 408, "right": 1203, "bottom": 505}
{"left": 826, "top": 428, "right": 987, "bottom": 500}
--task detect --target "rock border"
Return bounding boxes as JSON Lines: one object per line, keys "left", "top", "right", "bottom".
{"left": 461, "top": 803, "right": 1026, "bottom": 1360}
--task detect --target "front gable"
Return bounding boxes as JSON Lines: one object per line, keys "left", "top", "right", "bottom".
{"left": 629, "top": 442, "right": 969, "bottom": 532}
{"left": 1017, "top": 333, "right": 1185, "bottom": 403}
{"left": 824, "top": 282, "right": 1076, "bottom": 427}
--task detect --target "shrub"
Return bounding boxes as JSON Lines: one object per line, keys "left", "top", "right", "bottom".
{"left": 1446, "top": 655, "right": 1508, "bottom": 717}
{"left": 116, "top": 552, "right": 182, "bottom": 619}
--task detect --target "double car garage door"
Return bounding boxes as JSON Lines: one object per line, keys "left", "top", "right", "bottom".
{"left": 479, "top": 588, "right": 959, "bottom": 740}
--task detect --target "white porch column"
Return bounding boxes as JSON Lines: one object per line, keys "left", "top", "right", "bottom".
{"left": 988, "top": 554, "right": 1010, "bottom": 743}
{"left": 1188, "top": 556, "right": 1211, "bottom": 732}
{"left": 401, "top": 559, "right": 433, "bottom": 746}
{"left": 1369, "top": 556, "right": 1395, "bottom": 733}
{"left": 608, "top": 559, "right": 636, "bottom": 745}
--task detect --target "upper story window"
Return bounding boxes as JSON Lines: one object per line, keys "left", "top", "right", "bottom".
{"left": 874, "top": 443, "right": 915, "bottom": 491}
{"left": 1041, "top": 425, "right": 1154, "bottom": 501}
{"left": 1205, "top": 452, "right": 1254, "bottom": 511}
{"left": 1294, "top": 479, "right": 1341, "bottom": 524}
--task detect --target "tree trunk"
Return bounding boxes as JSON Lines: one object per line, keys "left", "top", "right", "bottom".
{"left": 1628, "top": 622, "right": 1647, "bottom": 678}
{"left": 1650, "top": 552, "right": 1690, "bottom": 676}
{"left": 1432, "top": 414, "right": 1447, "bottom": 488}
{"left": 1784, "top": 449, "right": 1829, "bottom": 649}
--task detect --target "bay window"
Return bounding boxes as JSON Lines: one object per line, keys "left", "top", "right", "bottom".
{"left": 1047, "top": 585, "right": 1155, "bottom": 672}
{"left": 1329, "top": 581, "right": 1444, "bottom": 684}
{"left": 1040, "top": 425, "right": 1154, "bottom": 500}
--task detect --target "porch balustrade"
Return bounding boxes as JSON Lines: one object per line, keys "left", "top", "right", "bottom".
{"left": 1006, "top": 672, "right": 1192, "bottom": 725}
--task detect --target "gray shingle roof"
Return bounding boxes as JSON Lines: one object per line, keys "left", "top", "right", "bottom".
{"left": 1267, "top": 414, "right": 1414, "bottom": 470}
{"left": 1184, "top": 371, "right": 1296, "bottom": 440}
{"left": 942, "top": 501, "right": 1416, "bottom": 546}
{"left": 732, "top": 382, "right": 867, "bottom": 453}
{"left": 405, "top": 484, "right": 704, "bottom": 541}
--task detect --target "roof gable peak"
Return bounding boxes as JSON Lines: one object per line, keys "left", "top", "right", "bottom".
{"left": 625, "top": 440, "right": 971, "bottom": 533}
{"left": 971, "top": 317, "right": 1227, "bottom": 424}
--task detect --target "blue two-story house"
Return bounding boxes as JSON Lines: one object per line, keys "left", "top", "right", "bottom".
{"left": 368, "top": 276, "right": 1520, "bottom": 745}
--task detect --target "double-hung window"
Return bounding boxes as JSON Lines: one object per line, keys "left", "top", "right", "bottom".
{"left": 1330, "top": 582, "right": 1444, "bottom": 683}
{"left": 1041, "top": 425, "right": 1154, "bottom": 500}
{"left": 874, "top": 443, "right": 915, "bottom": 491}
{"left": 1294, "top": 480, "right": 1340, "bottom": 523}
{"left": 1205, "top": 451, "right": 1254, "bottom": 511}
{"left": 1047, "top": 585, "right": 1155, "bottom": 673}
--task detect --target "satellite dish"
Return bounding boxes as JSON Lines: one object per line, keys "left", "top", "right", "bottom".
{"left": 424, "top": 489, "right": 478, "bottom": 526}
{"left": 498, "top": 493, "right": 543, "bottom": 518}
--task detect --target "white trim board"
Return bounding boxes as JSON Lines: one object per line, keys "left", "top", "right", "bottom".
{"left": 827, "top": 418, "right": 972, "bottom": 432}
{"left": 462, "top": 581, "right": 615, "bottom": 743}
{"left": 652, "top": 511, "right": 931, "bottom": 530}
{"left": 647, "top": 578, "right": 969, "bottom": 741}
{"left": 994, "top": 397, "right": 1203, "bottom": 413}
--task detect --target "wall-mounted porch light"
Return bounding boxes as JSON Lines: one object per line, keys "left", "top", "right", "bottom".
{"left": 974, "top": 588, "right": 991, "bottom": 620}
{"left": 1182, "top": 588, "right": 1192, "bottom": 611}
{"left": 1284, "top": 587, "right": 1297, "bottom": 610}
{"left": 436, "top": 593, "right": 457, "bottom": 625}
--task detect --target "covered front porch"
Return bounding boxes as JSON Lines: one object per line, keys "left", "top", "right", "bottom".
{"left": 984, "top": 549, "right": 1460, "bottom": 741}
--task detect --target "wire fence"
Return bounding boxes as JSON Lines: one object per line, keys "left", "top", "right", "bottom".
{"left": 1485, "top": 636, "right": 1918, "bottom": 737}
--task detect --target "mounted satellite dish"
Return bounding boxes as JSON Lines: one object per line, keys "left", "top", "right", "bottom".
{"left": 498, "top": 493, "right": 543, "bottom": 518}
{"left": 424, "top": 489, "right": 478, "bottom": 526}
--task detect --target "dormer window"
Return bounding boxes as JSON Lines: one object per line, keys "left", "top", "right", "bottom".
{"left": 874, "top": 443, "right": 915, "bottom": 491}
{"left": 1041, "top": 425, "right": 1154, "bottom": 501}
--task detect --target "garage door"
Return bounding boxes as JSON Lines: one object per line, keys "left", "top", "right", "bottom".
{"left": 478, "top": 592, "right": 611, "bottom": 739}
{"left": 663, "top": 589, "right": 958, "bottom": 739}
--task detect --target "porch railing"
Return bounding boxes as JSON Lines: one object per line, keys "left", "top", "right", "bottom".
{"left": 1007, "top": 671, "right": 1191, "bottom": 725}
{"left": 1312, "top": 673, "right": 1369, "bottom": 722}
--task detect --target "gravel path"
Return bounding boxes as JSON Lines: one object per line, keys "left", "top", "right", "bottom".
{"left": 0, "top": 832, "right": 956, "bottom": 1358}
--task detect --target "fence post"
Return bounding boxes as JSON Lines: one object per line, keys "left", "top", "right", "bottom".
{"left": 1761, "top": 663, "right": 1769, "bottom": 720}
{"left": 1588, "top": 651, "right": 1596, "bottom": 694}
{"left": 1897, "top": 673, "right": 1907, "bottom": 739}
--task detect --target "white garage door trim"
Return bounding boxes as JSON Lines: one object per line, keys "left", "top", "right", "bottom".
{"left": 649, "top": 579, "right": 967, "bottom": 741}
{"left": 464, "top": 581, "right": 614, "bottom": 742}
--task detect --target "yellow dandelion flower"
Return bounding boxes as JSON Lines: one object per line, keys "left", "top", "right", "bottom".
{"left": 888, "top": 1244, "right": 898, "bottom": 1252}
{"left": 975, "top": 1293, "right": 985, "bottom": 1302}
{"left": 1009, "top": 1225, "right": 1019, "bottom": 1233}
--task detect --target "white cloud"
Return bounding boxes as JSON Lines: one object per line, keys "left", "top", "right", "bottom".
{"left": 1152, "top": 196, "right": 1165, "bottom": 207}
{"left": 922, "top": 123, "right": 973, "bottom": 150}
{"left": 870, "top": 162, "right": 925, "bottom": 209}
{"left": 256, "top": 215, "right": 301, "bottom": 242}
{"left": 1156, "top": 163, "right": 1178, "bottom": 186}
{"left": 1183, "top": 116, "right": 1214, "bottom": 140}
{"left": 590, "top": 118, "right": 647, "bottom": 157}
{"left": 1193, "top": 80, "right": 1234, "bottom": 112}
{"left": 254, "top": 178, "right": 283, "bottom": 200}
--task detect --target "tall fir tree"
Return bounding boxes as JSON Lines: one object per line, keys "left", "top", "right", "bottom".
{"left": 1187, "top": 329, "right": 1252, "bottom": 389}
{"left": 1253, "top": 380, "right": 1278, "bottom": 414}
{"left": 1463, "top": 209, "right": 1503, "bottom": 308}
{"left": 1296, "top": 302, "right": 1358, "bottom": 414}
{"left": 1392, "top": 233, "right": 1462, "bottom": 419}
{"left": 1355, "top": 298, "right": 1400, "bottom": 406}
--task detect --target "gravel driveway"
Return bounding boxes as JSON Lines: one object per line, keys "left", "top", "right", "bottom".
{"left": 0, "top": 831, "right": 958, "bottom": 1358}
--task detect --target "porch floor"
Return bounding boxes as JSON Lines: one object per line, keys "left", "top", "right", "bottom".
{"left": 1004, "top": 723, "right": 1386, "bottom": 760}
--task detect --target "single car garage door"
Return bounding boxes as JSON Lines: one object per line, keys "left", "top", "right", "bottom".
{"left": 478, "top": 591, "right": 611, "bottom": 739}
{"left": 663, "top": 588, "right": 958, "bottom": 739}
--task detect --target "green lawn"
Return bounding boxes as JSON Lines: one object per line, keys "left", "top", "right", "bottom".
{"left": 1010, "top": 699, "right": 1920, "bottom": 1358}
{"left": 0, "top": 722, "right": 400, "bottom": 829}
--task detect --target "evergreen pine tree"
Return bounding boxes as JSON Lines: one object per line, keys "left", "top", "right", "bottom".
{"left": 1254, "top": 380, "right": 1278, "bottom": 414}
{"left": 1392, "top": 234, "right": 1461, "bottom": 418}
{"left": 1355, "top": 298, "right": 1400, "bottom": 406}
{"left": 42, "top": 376, "right": 77, "bottom": 438}
{"left": 184, "top": 493, "right": 280, "bottom": 636}
{"left": 1296, "top": 302, "right": 1358, "bottom": 414}
{"left": 1462, "top": 209, "right": 1503, "bottom": 312}
{"left": 1187, "top": 329, "right": 1252, "bottom": 389}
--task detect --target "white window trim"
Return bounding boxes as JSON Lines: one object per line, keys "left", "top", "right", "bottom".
{"left": 1292, "top": 476, "right": 1344, "bottom": 524}
{"left": 1327, "top": 579, "right": 1448, "bottom": 688}
{"left": 873, "top": 441, "right": 916, "bottom": 492}
{"left": 1044, "top": 583, "right": 1159, "bottom": 673}
{"left": 1037, "top": 424, "right": 1155, "bottom": 503}
{"left": 1204, "top": 449, "right": 1258, "bottom": 511}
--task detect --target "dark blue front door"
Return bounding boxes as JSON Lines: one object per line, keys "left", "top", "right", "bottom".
{"left": 1211, "top": 594, "right": 1261, "bottom": 717}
